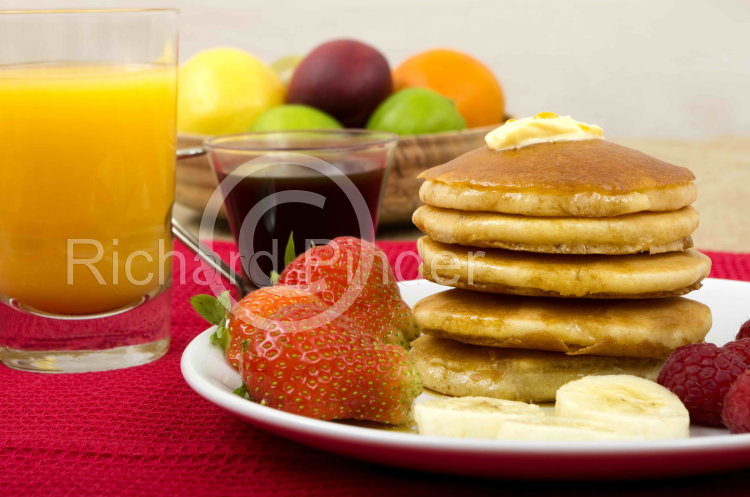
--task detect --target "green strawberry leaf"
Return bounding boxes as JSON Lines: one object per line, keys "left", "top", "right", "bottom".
{"left": 190, "top": 293, "right": 228, "bottom": 326}
{"left": 284, "top": 231, "right": 297, "bottom": 268}
{"left": 216, "top": 290, "right": 231, "bottom": 312}
{"left": 209, "top": 325, "right": 230, "bottom": 349}
{"left": 267, "top": 233, "right": 296, "bottom": 285}
{"left": 233, "top": 383, "right": 248, "bottom": 398}
{"left": 192, "top": 291, "right": 233, "bottom": 350}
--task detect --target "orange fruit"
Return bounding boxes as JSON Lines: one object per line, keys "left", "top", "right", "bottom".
{"left": 393, "top": 49, "right": 504, "bottom": 128}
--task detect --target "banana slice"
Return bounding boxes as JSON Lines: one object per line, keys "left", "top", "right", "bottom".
{"left": 555, "top": 374, "right": 689, "bottom": 439}
{"left": 414, "top": 396, "right": 544, "bottom": 438}
{"left": 415, "top": 375, "right": 690, "bottom": 441}
{"left": 494, "top": 416, "right": 633, "bottom": 442}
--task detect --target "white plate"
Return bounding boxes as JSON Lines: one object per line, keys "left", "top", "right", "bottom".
{"left": 181, "top": 278, "right": 750, "bottom": 479}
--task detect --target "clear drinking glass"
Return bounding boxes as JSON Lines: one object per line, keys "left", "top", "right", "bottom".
{"left": 0, "top": 9, "right": 178, "bottom": 372}
{"left": 201, "top": 130, "right": 397, "bottom": 287}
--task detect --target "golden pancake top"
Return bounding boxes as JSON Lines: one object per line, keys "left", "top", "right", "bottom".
{"left": 419, "top": 139, "right": 695, "bottom": 195}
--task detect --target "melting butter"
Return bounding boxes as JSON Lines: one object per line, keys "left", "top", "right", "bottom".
{"left": 485, "top": 112, "right": 603, "bottom": 151}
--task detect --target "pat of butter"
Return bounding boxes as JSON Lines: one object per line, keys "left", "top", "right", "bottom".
{"left": 485, "top": 112, "right": 604, "bottom": 151}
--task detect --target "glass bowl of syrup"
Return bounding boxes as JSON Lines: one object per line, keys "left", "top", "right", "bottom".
{"left": 204, "top": 130, "right": 398, "bottom": 286}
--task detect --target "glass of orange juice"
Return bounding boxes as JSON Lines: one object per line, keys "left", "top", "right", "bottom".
{"left": 0, "top": 9, "right": 178, "bottom": 372}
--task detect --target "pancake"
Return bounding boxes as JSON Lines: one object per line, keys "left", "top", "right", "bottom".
{"left": 414, "top": 289, "right": 711, "bottom": 358}
{"left": 413, "top": 205, "right": 698, "bottom": 255}
{"left": 410, "top": 335, "right": 664, "bottom": 403}
{"left": 418, "top": 140, "right": 696, "bottom": 217}
{"left": 418, "top": 237, "right": 712, "bottom": 299}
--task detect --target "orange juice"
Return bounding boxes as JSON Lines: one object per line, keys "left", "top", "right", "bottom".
{"left": 0, "top": 63, "right": 176, "bottom": 315}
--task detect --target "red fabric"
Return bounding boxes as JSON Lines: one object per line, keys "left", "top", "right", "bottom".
{"left": 1, "top": 241, "right": 749, "bottom": 497}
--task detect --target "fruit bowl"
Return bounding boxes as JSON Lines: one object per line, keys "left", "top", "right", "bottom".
{"left": 176, "top": 126, "right": 495, "bottom": 226}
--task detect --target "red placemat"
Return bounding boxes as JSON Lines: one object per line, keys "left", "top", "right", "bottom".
{"left": 1, "top": 241, "right": 749, "bottom": 497}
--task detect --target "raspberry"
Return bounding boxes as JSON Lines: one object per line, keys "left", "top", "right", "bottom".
{"left": 737, "top": 319, "right": 750, "bottom": 340}
{"left": 723, "top": 338, "right": 750, "bottom": 366}
{"left": 722, "top": 371, "right": 750, "bottom": 433}
{"left": 657, "top": 343, "right": 747, "bottom": 426}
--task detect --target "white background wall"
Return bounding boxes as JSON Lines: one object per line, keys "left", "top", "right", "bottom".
{"left": 5, "top": 0, "right": 750, "bottom": 138}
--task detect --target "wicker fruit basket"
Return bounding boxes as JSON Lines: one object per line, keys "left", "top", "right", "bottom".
{"left": 175, "top": 126, "right": 494, "bottom": 226}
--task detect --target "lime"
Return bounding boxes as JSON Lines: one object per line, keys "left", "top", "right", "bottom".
{"left": 177, "top": 47, "right": 284, "bottom": 135}
{"left": 270, "top": 54, "right": 303, "bottom": 86}
{"left": 366, "top": 88, "right": 466, "bottom": 135}
{"left": 251, "top": 104, "right": 342, "bottom": 132}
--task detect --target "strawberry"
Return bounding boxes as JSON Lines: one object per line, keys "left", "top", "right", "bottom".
{"left": 238, "top": 302, "right": 422, "bottom": 423}
{"left": 278, "top": 236, "right": 419, "bottom": 349}
{"left": 191, "top": 286, "right": 321, "bottom": 369}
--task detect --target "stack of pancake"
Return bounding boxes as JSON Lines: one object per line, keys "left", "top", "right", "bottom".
{"left": 410, "top": 134, "right": 713, "bottom": 403}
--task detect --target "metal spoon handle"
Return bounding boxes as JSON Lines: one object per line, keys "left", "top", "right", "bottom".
{"left": 176, "top": 146, "right": 206, "bottom": 160}
{"left": 171, "top": 217, "right": 247, "bottom": 297}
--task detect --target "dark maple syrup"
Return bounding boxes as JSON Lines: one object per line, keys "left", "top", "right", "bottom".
{"left": 216, "top": 162, "right": 385, "bottom": 285}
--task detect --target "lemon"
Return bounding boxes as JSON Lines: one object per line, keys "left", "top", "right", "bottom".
{"left": 366, "top": 88, "right": 466, "bottom": 135}
{"left": 177, "top": 47, "right": 284, "bottom": 135}
{"left": 251, "top": 104, "right": 342, "bottom": 132}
